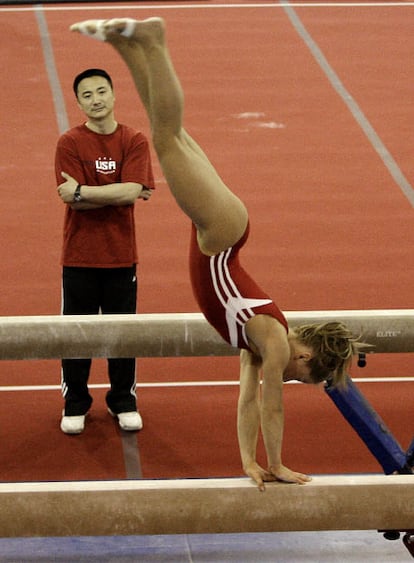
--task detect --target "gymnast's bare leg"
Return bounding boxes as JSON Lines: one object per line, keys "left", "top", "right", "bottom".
{"left": 71, "top": 18, "right": 248, "bottom": 256}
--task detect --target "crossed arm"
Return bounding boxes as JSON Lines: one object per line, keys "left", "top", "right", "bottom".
{"left": 57, "top": 171, "right": 152, "bottom": 209}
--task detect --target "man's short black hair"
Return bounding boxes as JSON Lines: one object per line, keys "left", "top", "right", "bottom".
{"left": 73, "top": 68, "right": 113, "bottom": 97}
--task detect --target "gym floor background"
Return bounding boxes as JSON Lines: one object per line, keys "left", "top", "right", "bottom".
{"left": 0, "top": 1, "right": 413, "bottom": 561}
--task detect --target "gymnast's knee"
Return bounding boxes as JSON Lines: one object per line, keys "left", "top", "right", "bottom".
{"left": 152, "top": 129, "right": 186, "bottom": 159}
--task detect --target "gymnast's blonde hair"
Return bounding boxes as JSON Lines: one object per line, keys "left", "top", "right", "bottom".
{"left": 294, "top": 321, "right": 364, "bottom": 388}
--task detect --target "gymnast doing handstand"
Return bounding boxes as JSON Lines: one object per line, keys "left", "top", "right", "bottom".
{"left": 70, "top": 17, "right": 359, "bottom": 490}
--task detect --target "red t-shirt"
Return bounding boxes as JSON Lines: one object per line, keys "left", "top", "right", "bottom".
{"left": 55, "top": 123, "right": 155, "bottom": 267}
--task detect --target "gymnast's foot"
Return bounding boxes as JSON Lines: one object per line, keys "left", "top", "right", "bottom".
{"left": 70, "top": 17, "right": 165, "bottom": 44}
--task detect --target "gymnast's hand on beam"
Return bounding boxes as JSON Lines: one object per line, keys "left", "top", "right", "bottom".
{"left": 244, "top": 461, "right": 278, "bottom": 492}
{"left": 268, "top": 463, "right": 312, "bottom": 485}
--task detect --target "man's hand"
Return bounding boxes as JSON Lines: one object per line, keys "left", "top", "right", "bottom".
{"left": 139, "top": 187, "right": 153, "bottom": 201}
{"left": 268, "top": 463, "right": 311, "bottom": 485}
{"left": 244, "top": 461, "right": 278, "bottom": 492}
{"left": 57, "top": 172, "right": 78, "bottom": 203}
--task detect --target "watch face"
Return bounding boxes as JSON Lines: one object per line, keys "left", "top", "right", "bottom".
{"left": 74, "top": 185, "right": 82, "bottom": 202}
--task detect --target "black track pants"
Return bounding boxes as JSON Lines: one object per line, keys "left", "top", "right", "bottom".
{"left": 61, "top": 266, "right": 138, "bottom": 416}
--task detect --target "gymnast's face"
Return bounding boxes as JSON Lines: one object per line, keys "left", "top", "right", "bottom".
{"left": 283, "top": 361, "right": 313, "bottom": 384}
{"left": 283, "top": 342, "right": 314, "bottom": 384}
{"left": 76, "top": 76, "right": 115, "bottom": 121}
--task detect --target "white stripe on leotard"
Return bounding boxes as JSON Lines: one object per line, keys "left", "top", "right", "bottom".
{"left": 209, "top": 248, "right": 272, "bottom": 347}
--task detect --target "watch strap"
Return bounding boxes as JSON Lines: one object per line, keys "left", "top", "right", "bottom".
{"left": 73, "top": 184, "right": 82, "bottom": 202}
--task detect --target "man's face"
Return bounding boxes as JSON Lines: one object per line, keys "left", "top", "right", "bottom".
{"left": 76, "top": 76, "right": 115, "bottom": 121}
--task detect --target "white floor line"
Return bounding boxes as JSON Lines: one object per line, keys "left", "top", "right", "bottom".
{"left": 2, "top": 2, "right": 414, "bottom": 13}
{"left": 0, "top": 377, "right": 413, "bottom": 392}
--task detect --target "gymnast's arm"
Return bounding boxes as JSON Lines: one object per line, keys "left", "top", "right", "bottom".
{"left": 237, "top": 349, "right": 276, "bottom": 491}
{"left": 245, "top": 315, "right": 311, "bottom": 486}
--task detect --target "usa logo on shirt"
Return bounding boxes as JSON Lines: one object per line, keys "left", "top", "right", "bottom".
{"left": 96, "top": 157, "right": 116, "bottom": 175}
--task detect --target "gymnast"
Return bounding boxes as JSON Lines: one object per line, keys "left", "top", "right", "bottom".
{"left": 70, "top": 17, "right": 359, "bottom": 490}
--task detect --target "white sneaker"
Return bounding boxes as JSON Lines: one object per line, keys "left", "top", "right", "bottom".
{"left": 60, "top": 412, "right": 86, "bottom": 434}
{"left": 108, "top": 408, "right": 143, "bottom": 431}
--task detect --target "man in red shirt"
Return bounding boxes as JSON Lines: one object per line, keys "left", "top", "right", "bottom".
{"left": 56, "top": 68, "right": 155, "bottom": 434}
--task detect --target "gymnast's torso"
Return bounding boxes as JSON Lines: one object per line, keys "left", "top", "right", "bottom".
{"left": 189, "top": 223, "right": 288, "bottom": 350}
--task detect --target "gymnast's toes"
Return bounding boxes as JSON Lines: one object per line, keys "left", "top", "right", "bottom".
{"left": 70, "top": 20, "right": 107, "bottom": 41}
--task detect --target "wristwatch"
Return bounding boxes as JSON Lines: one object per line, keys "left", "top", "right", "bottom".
{"left": 73, "top": 184, "right": 82, "bottom": 203}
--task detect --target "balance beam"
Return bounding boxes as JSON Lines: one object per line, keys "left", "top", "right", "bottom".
{"left": 0, "top": 475, "right": 412, "bottom": 537}
{"left": 0, "top": 309, "right": 412, "bottom": 360}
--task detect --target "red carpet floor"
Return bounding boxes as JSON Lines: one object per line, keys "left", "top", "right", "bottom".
{"left": 0, "top": 2, "right": 412, "bottom": 482}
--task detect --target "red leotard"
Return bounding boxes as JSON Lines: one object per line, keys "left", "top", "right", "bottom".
{"left": 189, "top": 223, "right": 288, "bottom": 350}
